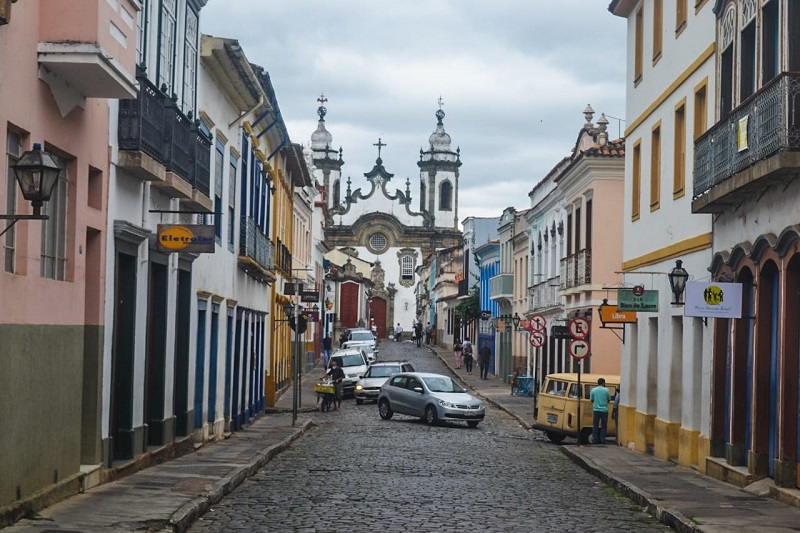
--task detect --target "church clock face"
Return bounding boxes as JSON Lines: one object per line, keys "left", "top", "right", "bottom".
{"left": 368, "top": 232, "right": 388, "bottom": 254}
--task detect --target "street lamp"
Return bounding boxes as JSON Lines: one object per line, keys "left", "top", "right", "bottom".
{"left": 283, "top": 301, "right": 294, "bottom": 318}
{"left": 512, "top": 312, "right": 521, "bottom": 329}
{"left": 0, "top": 143, "right": 62, "bottom": 237}
{"left": 668, "top": 260, "right": 689, "bottom": 305}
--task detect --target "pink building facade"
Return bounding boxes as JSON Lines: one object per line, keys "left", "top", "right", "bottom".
{"left": 0, "top": 0, "right": 138, "bottom": 518}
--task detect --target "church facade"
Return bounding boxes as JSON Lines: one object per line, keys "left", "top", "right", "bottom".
{"left": 309, "top": 102, "right": 463, "bottom": 339}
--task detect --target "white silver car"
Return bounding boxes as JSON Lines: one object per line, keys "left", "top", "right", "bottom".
{"left": 354, "top": 361, "right": 415, "bottom": 404}
{"left": 327, "top": 349, "right": 369, "bottom": 397}
{"left": 377, "top": 372, "right": 485, "bottom": 427}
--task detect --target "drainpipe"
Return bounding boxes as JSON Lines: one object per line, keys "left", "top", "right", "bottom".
{"left": 228, "top": 95, "right": 266, "bottom": 129}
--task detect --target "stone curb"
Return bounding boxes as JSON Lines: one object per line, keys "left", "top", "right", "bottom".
{"left": 560, "top": 447, "right": 700, "bottom": 533}
{"left": 168, "top": 419, "right": 315, "bottom": 532}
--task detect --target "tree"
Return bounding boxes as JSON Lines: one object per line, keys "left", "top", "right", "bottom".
{"left": 455, "top": 285, "right": 480, "bottom": 326}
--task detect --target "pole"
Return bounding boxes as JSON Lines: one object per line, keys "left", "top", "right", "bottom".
{"left": 291, "top": 279, "right": 300, "bottom": 427}
{"left": 576, "top": 358, "right": 582, "bottom": 447}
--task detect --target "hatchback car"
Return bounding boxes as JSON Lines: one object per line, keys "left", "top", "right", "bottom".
{"left": 327, "top": 348, "right": 370, "bottom": 397}
{"left": 377, "top": 372, "right": 485, "bottom": 427}
{"left": 354, "top": 361, "right": 415, "bottom": 404}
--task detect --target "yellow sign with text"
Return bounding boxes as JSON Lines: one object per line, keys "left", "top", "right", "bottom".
{"left": 599, "top": 304, "right": 637, "bottom": 324}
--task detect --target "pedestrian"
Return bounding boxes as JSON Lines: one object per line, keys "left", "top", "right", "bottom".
{"left": 411, "top": 326, "right": 417, "bottom": 345}
{"left": 414, "top": 322, "right": 423, "bottom": 347}
{"left": 590, "top": 377, "right": 611, "bottom": 444}
{"left": 453, "top": 338, "right": 463, "bottom": 368}
{"left": 322, "top": 333, "right": 333, "bottom": 367}
{"left": 478, "top": 341, "right": 492, "bottom": 380}
{"left": 339, "top": 331, "right": 347, "bottom": 348}
{"left": 462, "top": 337, "right": 474, "bottom": 375}
{"left": 370, "top": 319, "right": 377, "bottom": 338}
{"left": 394, "top": 323, "right": 402, "bottom": 342}
{"left": 425, "top": 322, "right": 432, "bottom": 345}
{"left": 327, "top": 359, "right": 345, "bottom": 410}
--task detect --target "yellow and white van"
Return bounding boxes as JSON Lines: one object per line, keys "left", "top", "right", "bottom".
{"left": 533, "top": 373, "right": 619, "bottom": 444}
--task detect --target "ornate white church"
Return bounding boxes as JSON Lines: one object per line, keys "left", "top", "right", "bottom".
{"left": 309, "top": 100, "right": 463, "bottom": 339}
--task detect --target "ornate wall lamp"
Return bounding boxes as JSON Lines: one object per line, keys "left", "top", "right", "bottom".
{"left": 668, "top": 260, "right": 689, "bottom": 305}
{"left": 0, "top": 143, "right": 62, "bottom": 238}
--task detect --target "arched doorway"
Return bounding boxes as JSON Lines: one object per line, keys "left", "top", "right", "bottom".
{"left": 340, "top": 282, "right": 359, "bottom": 328}
{"left": 370, "top": 297, "right": 387, "bottom": 338}
{"left": 754, "top": 260, "right": 780, "bottom": 477}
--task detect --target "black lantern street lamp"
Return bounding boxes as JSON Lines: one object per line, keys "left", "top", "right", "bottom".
{"left": 668, "top": 260, "right": 689, "bottom": 305}
{"left": 512, "top": 312, "right": 521, "bottom": 329}
{"left": 283, "top": 301, "right": 294, "bottom": 318}
{"left": 0, "top": 143, "right": 62, "bottom": 237}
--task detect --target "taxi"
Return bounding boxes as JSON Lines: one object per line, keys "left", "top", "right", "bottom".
{"left": 533, "top": 372, "right": 619, "bottom": 444}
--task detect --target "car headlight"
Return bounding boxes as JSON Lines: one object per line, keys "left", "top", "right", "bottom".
{"left": 355, "top": 384, "right": 363, "bottom": 391}
{"left": 438, "top": 400, "right": 456, "bottom": 408}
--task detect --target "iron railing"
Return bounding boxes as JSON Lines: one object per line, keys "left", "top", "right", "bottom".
{"left": 162, "top": 100, "right": 192, "bottom": 182}
{"left": 118, "top": 73, "right": 164, "bottom": 161}
{"left": 239, "top": 216, "right": 274, "bottom": 271}
{"left": 560, "top": 249, "right": 591, "bottom": 289}
{"left": 694, "top": 72, "right": 800, "bottom": 198}
{"left": 529, "top": 276, "right": 561, "bottom": 311}
{"left": 190, "top": 124, "right": 211, "bottom": 196}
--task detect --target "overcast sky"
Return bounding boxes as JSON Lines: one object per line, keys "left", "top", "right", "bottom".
{"left": 200, "top": 2, "right": 628, "bottom": 219}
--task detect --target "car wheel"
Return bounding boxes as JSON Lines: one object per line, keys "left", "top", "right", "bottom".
{"left": 379, "top": 399, "right": 393, "bottom": 420}
{"left": 467, "top": 420, "right": 480, "bottom": 428}
{"left": 356, "top": 398, "right": 364, "bottom": 405}
{"left": 546, "top": 431, "right": 565, "bottom": 444}
{"left": 424, "top": 405, "right": 438, "bottom": 426}
{"left": 579, "top": 428, "right": 592, "bottom": 444}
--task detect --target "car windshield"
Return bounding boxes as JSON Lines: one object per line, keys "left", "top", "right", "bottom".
{"left": 422, "top": 376, "right": 465, "bottom": 393}
{"left": 339, "top": 354, "right": 364, "bottom": 367}
{"left": 350, "top": 331, "right": 373, "bottom": 341}
{"left": 367, "top": 365, "right": 401, "bottom": 378}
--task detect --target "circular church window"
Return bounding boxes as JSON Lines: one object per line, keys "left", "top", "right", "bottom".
{"left": 368, "top": 232, "right": 388, "bottom": 253}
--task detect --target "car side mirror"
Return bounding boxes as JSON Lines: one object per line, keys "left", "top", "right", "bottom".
{"left": 358, "top": 374, "right": 364, "bottom": 379}
{"left": 413, "top": 387, "right": 423, "bottom": 393}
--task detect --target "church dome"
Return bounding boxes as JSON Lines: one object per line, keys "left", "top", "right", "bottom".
{"left": 310, "top": 105, "right": 333, "bottom": 150}
{"left": 428, "top": 109, "right": 452, "bottom": 152}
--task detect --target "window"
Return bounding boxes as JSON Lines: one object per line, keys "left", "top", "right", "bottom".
{"left": 585, "top": 199, "right": 592, "bottom": 251}
{"left": 213, "top": 140, "right": 224, "bottom": 243}
{"left": 653, "top": 0, "right": 663, "bottom": 63}
{"left": 41, "top": 153, "right": 67, "bottom": 280}
{"left": 182, "top": 6, "right": 198, "bottom": 115}
{"left": 4, "top": 130, "right": 21, "bottom": 273}
{"left": 740, "top": 18, "right": 756, "bottom": 102}
{"left": 634, "top": 6, "right": 644, "bottom": 84}
{"left": 136, "top": 0, "right": 148, "bottom": 65}
{"left": 761, "top": 0, "right": 779, "bottom": 84}
{"left": 419, "top": 182, "right": 426, "bottom": 212}
{"left": 401, "top": 255, "right": 413, "bottom": 280}
{"left": 157, "top": 0, "right": 177, "bottom": 93}
{"left": 574, "top": 206, "right": 581, "bottom": 252}
{"left": 719, "top": 7, "right": 735, "bottom": 118}
{"left": 650, "top": 122, "right": 661, "bottom": 210}
{"left": 566, "top": 213, "right": 572, "bottom": 255}
{"left": 676, "top": 0, "right": 687, "bottom": 35}
{"left": 228, "top": 152, "right": 237, "bottom": 250}
{"left": 791, "top": 2, "right": 800, "bottom": 72}
{"left": 332, "top": 179, "right": 340, "bottom": 206}
{"left": 439, "top": 180, "right": 452, "bottom": 211}
{"left": 673, "top": 101, "right": 686, "bottom": 197}
{"left": 694, "top": 80, "right": 708, "bottom": 140}
{"left": 368, "top": 232, "right": 387, "bottom": 253}
{"left": 632, "top": 140, "right": 641, "bottom": 220}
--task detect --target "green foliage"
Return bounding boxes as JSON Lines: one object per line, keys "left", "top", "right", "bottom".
{"left": 455, "top": 285, "right": 480, "bottom": 324}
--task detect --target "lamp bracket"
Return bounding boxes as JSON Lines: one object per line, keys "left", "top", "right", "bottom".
{"left": 0, "top": 214, "right": 48, "bottom": 220}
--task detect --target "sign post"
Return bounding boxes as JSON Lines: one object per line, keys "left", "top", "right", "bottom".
{"left": 568, "top": 336, "right": 591, "bottom": 447}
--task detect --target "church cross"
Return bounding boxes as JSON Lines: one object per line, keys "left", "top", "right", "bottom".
{"left": 374, "top": 138, "right": 387, "bottom": 159}
{"left": 317, "top": 93, "right": 328, "bottom": 105}
{"left": 438, "top": 96, "right": 444, "bottom": 110}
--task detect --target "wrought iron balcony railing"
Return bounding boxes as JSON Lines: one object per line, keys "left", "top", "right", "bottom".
{"left": 118, "top": 73, "right": 164, "bottom": 161}
{"left": 528, "top": 276, "right": 561, "bottom": 311}
{"left": 239, "top": 216, "right": 274, "bottom": 272}
{"left": 693, "top": 73, "right": 800, "bottom": 206}
{"left": 560, "top": 249, "right": 591, "bottom": 289}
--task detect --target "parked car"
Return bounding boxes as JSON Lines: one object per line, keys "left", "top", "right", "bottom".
{"left": 326, "top": 348, "right": 370, "bottom": 397}
{"left": 532, "top": 372, "right": 619, "bottom": 444}
{"left": 354, "top": 361, "right": 415, "bottom": 404}
{"left": 346, "top": 328, "right": 377, "bottom": 344}
{"left": 377, "top": 372, "right": 485, "bottom": 427}
{"left": 343, "top": 340, "right": 378, "bottom": 363}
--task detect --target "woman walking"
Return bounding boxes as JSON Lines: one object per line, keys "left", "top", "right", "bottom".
{"left": 462, "top": 337, "right": 474, "bottom": 375}
{"left": 453, "top": 338, "right": 463, "bottom": 369}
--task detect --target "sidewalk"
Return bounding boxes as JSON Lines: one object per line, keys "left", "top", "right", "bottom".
{"left": 3, "top": 364, "right": 329, "bottom": 533}
{"left": 426, "top": 344, "right": 800, "bottom": 533}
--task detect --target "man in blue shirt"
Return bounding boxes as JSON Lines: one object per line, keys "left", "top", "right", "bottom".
{"left": 589, "top": 378, "right": 611, "bottom": 444}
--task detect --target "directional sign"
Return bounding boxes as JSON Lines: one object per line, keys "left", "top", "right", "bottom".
{"left": 529, "top": 314, "right": 546, "bottom": 331}
{"left": 529, "top": 329, "right": 546, "bottom": 348}
{"left": 569, "top": 338, "right": 591, "bottom": 359}
{"left": 568, "top": 317, "right": 590, "bottom": 340}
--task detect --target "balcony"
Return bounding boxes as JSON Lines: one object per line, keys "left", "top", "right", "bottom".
{"left": 489, "top": 273, "right": 513, "bottom": 302}
{"left": 528, "top": 276, "right": 561, "bottom": 312}
{"left": 692, "top": 73, "right": 800, "bottom": 214}
{"left": 238, "top": 217, "right": 275, "bottom": 283}
{"left": 37, "top": 0, "right": 139, "bottom": 113}
{"left": 560, "top": 249, "right": 591, "bottom": 290}
{"left": 118, "top": 70, "right": 212, "bottom": 211}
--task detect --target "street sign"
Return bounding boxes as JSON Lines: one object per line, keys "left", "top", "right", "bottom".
{"left": 301, "top": 290, "right": 319, "bottom": 303}
{"left": 568, "top": 317, "right": 590, "bottom": 340}
{"left": 529, "top": 329, "right": 546, "bottom": 347}
{"left": 529, "top": 314, "right": 546, "bottom": 331}
{"left": 551, "top": 325, "right": 572, "bottom": 340}
{"left": 618, "top": 288, "right": 659, "bottom": 312}
{"left": 569, "top": 338, "right": 591, "bottom": 359}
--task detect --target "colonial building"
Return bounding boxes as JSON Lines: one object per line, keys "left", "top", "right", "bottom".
{"left": 312, "top": 103, "right": 463, "bottom": 338}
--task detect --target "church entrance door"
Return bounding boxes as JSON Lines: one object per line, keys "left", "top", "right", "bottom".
{"left": 340, "top": 282, "right": 359, "bottom": 328}
{"left": 370, "top": 298, "right": 387, "bottom": 339}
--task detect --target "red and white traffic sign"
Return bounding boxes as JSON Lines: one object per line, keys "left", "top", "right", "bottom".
{"left": 568, "top": 316, "right": 590, "bottom": 340}
{"left": 569, "top": 338, "right": 591, "bottom": 359}
{"left": 529, "top": 314, "right": 546, "bottom": 331}
{"left": 529, "top": 329, "right": 546, "bottom": 348}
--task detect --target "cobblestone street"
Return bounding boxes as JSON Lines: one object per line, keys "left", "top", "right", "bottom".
{"left": 189, "top": 340, "right": 669, "bottom": 532}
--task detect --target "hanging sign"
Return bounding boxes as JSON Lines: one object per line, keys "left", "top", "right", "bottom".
{"left": 598, "top": 304, "right": 637, "bottom": 324}
{"left": 684, "top": 281, "right": 742, "bottom": 319}
{"left": 157, "top": 224, "right": 215, "bottom": 253}
{"left": 617, "top": 288, "right": 659, "bottom": 312}
{"left": 551, "top": 325, "right": 572, "bottom": 340}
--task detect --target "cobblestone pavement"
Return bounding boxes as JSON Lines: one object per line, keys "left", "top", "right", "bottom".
{"left": 189, "top": 340, "right": 670, "bottom": 532}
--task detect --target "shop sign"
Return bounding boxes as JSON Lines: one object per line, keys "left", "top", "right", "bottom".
{"left": 598, "top": 304, "right": 637, "bottom": 324}
{"left": 157, "top": 224, "right": 215, "bottom": 253}
{"left": 617, "top": 289, "right": 659, "bottom": 312}
{"left": 684, "top": 281, "right": 742, "bottom": 319}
